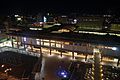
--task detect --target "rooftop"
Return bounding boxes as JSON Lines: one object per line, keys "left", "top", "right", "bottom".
{"left": 8, "top": 25, "right": 120, "bottom": 47}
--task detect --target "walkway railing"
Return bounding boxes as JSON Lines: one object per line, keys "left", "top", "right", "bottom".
{"left": 0, "top": 46, "right": 40, "bottom": 57}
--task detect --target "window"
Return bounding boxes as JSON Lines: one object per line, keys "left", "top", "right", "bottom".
{"left": 36, "top": 39, "right": 40, "bottom": 45}
{"left": 23, "top": 37, "right": 26, "bottom": 41}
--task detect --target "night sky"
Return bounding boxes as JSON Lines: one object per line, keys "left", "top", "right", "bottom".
{"left": 0, "top": 0, "right": 120, "bottom": 15}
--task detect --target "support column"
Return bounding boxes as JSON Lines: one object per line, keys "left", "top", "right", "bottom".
{"left": 11, "top": 36, "right": 14, "bottom": 47}
{"left": 16, "top": 36, "right": 19, "bottom": 49}
{"left": 30, "top": 38, "right": 33, "bottom": 51}
{"left": 43, "top": 40, "right": 44, "bottom": 46}
{"left": 39, "top": 39, "right": 42, "bottom": 54}
{"left": 23, "top": 40, "right": 26, "bottom": 50}
{"left": 60, "top": 42, "right": 62, "bottom": 57}
{"left": 72, "top": 52, "right": 74, "bottom": 59}
{"left": 101, "top": 56, "right": 103, "bottom": 62}
{"left": 72, "top": 43, "right": 75, "bottom": 59}
{"left": 49, "top": 40, "right": 51, "bottom": 55}
{"left": 55, "top": 41, "right": 56, "bottom": 47}
{"left": 117, "top": 59, "right": 120, "bottom": 66}
{"left": 85, "top": 55, "right": 88, "bottom": 61}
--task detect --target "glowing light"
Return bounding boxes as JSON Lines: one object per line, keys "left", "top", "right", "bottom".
{"left": 23, "top": 37, "right": 26, "bottom": 42}
{"left": 73, "top": 19, "right": 77, "bottom": 24}
{"left": 57, "top": 69, "right": 69, "bottom": 78}
{"left": 61, "top": 72, "right": 65, "bottom": 75}
{"left": 47, "top": 13, "right": 50, "bottom": 16}
{"left": 36, "top": 39, "right": 40, "bottom": 45}
{"left": 63, "top": 75, "right": 67, "bottom": 78}
{"left": 69, "top": 57, "right": 76, "bottom": 61}
{"left": 44, "top": 16, "right": 47, "bottom": 22}
{"left": 54, "top": 23, "right": 61, "bottom": 25}
{"left": 93, "top": 48, "right": 100, "bottom": 53}
{"left": 47, "top": 54, "right": 54, "bottom": 57}
{"left": 1, "top": 65, "right": 4, "bottom": 67}
{"left": 15, "top": 15, "right": 19, "bottom": 17}
{"left": 105, "top": 26, "right": 108, "bottom": 28}
{"left": 101, "top": 74, "right": 103, "bottom": 76}
{"left": 58, "top": 55, "right": 65, "bottom": 59}
{"left": 17, "top": 18, "right": 22, "bottom": 21}
{"left": 40, "top": 22, "right": 43, "bottom": 24}
{"left": 112, "top": 47, "right": 117, "bottom": 51}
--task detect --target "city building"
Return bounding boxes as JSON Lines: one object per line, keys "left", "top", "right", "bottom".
{"left": 0, "top": 14, "right": 120, "bottom": 80}
{"left": 76, "top": 15, "right": 104, "bottom": 30}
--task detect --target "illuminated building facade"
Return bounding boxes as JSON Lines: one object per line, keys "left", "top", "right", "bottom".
{"left": 7, "top": 24, "right": 120, "bottom": 67}
{"left": 76, "top": 15, "right": 104, "bottom": 30}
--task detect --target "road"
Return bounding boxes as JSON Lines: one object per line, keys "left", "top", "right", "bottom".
{"left": 43, "top": 54, "right": 72, "bottom": 80}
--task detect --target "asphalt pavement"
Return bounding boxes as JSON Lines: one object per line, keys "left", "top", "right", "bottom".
{"left": 43, "top": 55, "right": 71, "bottom": 80}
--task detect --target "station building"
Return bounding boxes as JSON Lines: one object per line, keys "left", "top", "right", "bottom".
{"left": 7, "top": 24, "right": 120, "bottom": 66}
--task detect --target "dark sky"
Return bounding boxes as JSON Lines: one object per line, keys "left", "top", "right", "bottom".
{"left": 0, "top": 0, "right": 120, "bottom": 15}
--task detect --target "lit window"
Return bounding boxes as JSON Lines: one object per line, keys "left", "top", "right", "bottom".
{"left": 43, "top": 39, "right": 49, "bottom": 42}
{"left": 73, "top": 19, "right": 77, "bottom": 24}
{"left": 23, "top": 37, "right": 26, "bottom": 41}
{"left": 45, "top": 42, "right": 50, "bottom": 46}
{"left": 15, "top": 15, "right": 19, "bottom": 17}
{"left": 56, "top": 44, "right": 61, "bottom": 47}
{"left": 112, "top": 47, "right": 117, "bottom": 51}
{"left": 17, "top": 18, "right": 22, "bottom": 21}
{"left": 64, "top": 42, "right": 69, "bottom": 45}
{"left": 58, "top": 29, "right": 70, "bottom": 32}
{"left": 36, "top": 39, "right": 40, "bottom": 45}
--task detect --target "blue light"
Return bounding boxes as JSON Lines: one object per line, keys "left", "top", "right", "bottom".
{"left": 63, "top": 75, "right": 67, "bottom": 78}
{"left": 57, "top": 69, "right": 69, "bottom": 79}
{"left": 61, "top": 72, "right": 65, "bottom": 75}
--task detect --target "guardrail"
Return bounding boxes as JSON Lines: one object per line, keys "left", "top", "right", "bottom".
{"left": 0, "top": 46, "right": 40, "bottom": 57}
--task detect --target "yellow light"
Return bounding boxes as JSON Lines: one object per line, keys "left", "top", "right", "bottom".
{"left": 92, "top": 72, "right": 94, "bottom": 74}
{"left": 100, "top": 69, "right": 103, "bottom": 72}
{"left": 101, "top": 74, "right": 103, "bottom": 76}
{"left": 92, "top": 64, "right": 94, "bottom": 67}
{"left": 92, "top": 76, "right": 94, "bottom": 80}
{"left": 47, "top": 54, "right": 54, "bottom": 57}
{"left": 58, "top": 55, "right": 65, "bottom": 59}
{"left": 100, "top": 65, "right": 102, "bottom": 68}
{"left": 17, "top": 18, "right": 22, "bottom": 21}
{"left": 87, "top": 76, "right": 90, "bottom": 79}
{"left": 69, "top": 57, "right": 76, "bottom": 61}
